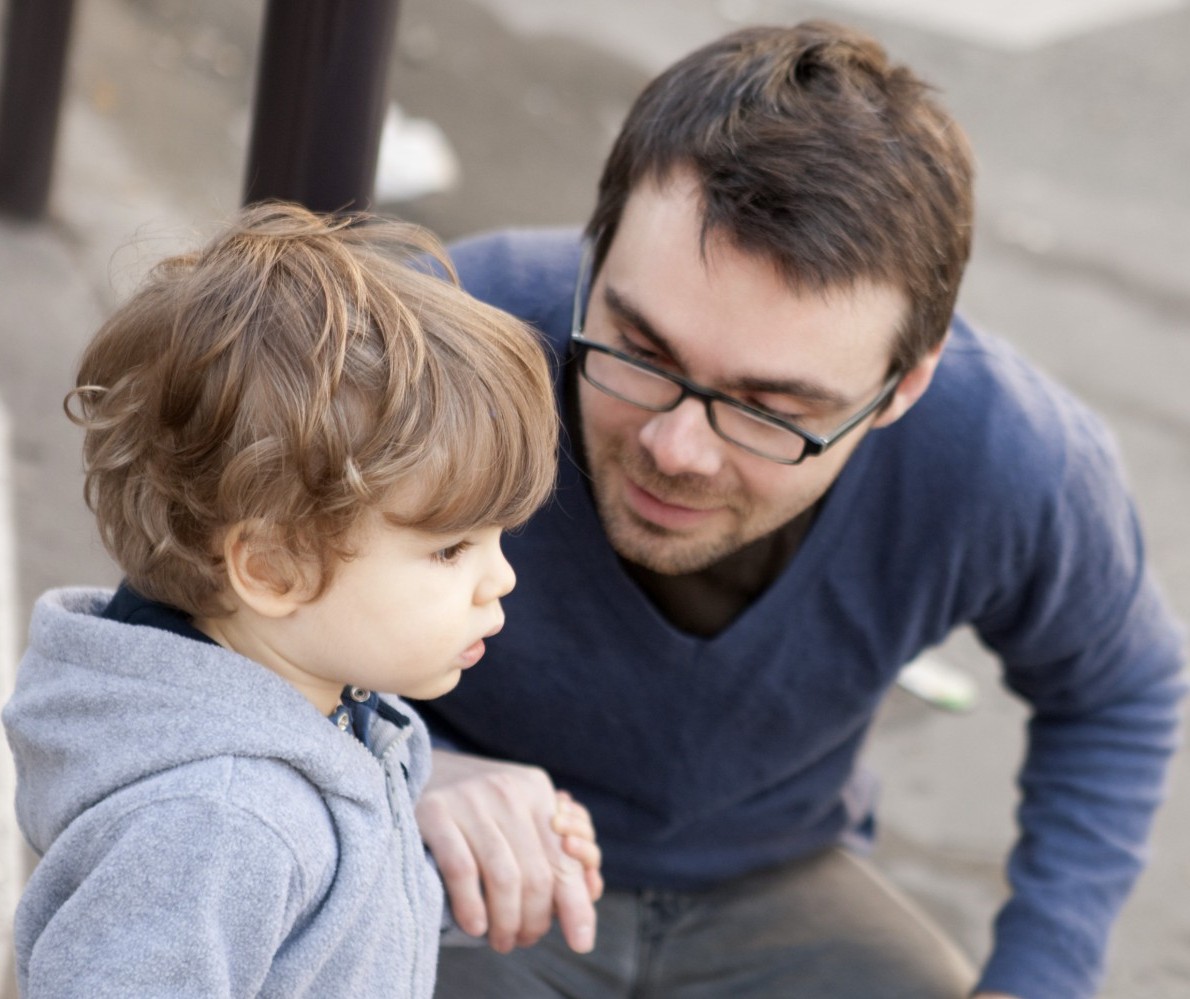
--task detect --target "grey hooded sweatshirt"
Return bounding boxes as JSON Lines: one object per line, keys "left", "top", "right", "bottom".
{"left": 3, "top": 588, "right": 443, "bottom": 997}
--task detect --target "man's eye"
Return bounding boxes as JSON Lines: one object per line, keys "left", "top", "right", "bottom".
{"left": 619, "top": 337, "right": 666, "bottom": 365}
{"left": 433, "top": 541, "right": 472, "bottom": 564}
{"left": 752, "top": 403, "right": 802, "bottom": 424}
{"left": 743, "top": 396, "right": 806, "bottom": 424}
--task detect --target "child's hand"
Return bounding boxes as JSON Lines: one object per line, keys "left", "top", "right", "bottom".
{"left": 551, "top": 790, "right": 604, "bottom": 903}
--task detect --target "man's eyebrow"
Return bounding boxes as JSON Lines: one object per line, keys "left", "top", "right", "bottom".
{"left": 603, "top": 286, "right": 680, "bottom": 359}
{"left": 602, "top": 284, "right": 852, "bottom": 408}
{"left": 733, "top": 376, "right": 850, "bottom": 408}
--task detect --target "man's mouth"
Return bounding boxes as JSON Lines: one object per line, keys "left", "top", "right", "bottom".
{"left": 623, "top": 477, "right": 722, "bottom": 530}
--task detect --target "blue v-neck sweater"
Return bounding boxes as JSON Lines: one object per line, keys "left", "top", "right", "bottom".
{"left": 421, "top": 228, "right": 1185, "bottom": 999}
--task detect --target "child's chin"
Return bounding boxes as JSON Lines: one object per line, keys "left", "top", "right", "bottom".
{"left": 410, "top": 670, "right": 463, "bottom": 701}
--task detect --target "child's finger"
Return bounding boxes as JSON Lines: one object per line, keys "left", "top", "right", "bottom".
{"left": 584, "top": 865, "right": 605, "bottom": 903}
{"left": 562, "top": 833, "right": 602, "bottom": 871}
{"left": 562, "top": 835, "right": 604, "bottom": 901}
{"left": 552, "top": 790, "right": 597, "bottom": 842}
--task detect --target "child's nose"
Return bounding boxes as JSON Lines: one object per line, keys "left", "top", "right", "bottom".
{"left": 476, "top": 545, "right": 516, "bottom": 605}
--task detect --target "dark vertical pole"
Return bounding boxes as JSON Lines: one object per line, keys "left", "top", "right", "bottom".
{"left": 243, "top": 0, "right": 401, "bottom": 213}
{"left": 0, "top": 0, "right": 77, "bottom": 219}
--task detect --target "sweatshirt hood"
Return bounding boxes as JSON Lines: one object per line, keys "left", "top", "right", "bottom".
{"left": 3, "top": 588, "right": 429, "bottom": 855}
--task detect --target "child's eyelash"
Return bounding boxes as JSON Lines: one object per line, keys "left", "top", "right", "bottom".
{"left": 433, "top": 541, "right": 472, "bottom": 564}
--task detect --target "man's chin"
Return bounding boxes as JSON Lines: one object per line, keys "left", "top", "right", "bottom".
{"left": 589, "top": 450, "right": 743, "bottom": 572}
{"left": 605, "top": 512, "right": 738, "bottom": 575}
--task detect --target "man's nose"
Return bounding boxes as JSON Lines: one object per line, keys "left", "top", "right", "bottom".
{"left": 638, "top": 397, "right": 725, "bottom": 478}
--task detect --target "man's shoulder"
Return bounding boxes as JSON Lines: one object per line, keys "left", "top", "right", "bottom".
{"left": 448, "top": 227, "right": 583, "bottom": 337}
{"left": 449, "top": 225, "right": 582, "bottom": 276}
{"left": 910, "top": 317, "right": 1120, "bottom": 493}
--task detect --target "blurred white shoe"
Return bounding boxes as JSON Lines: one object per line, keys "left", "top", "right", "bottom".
{"left": 896, "top": 653, "right": 979, "bottom": 713}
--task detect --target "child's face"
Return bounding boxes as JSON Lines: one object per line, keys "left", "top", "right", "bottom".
{"left": 274, "top": 510, "right": 516, "bottom": 706}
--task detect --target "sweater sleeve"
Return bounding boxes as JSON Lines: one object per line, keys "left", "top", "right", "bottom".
{"left": 23, "top": 796, "right": 323, "bottom": 998}
{"left": 972, "top": 414, "right": 1186, "bottom": 999}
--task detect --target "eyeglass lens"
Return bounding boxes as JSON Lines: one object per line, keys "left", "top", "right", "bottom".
{"left": 582, "top": 347, "right": 808, "bottom": 462}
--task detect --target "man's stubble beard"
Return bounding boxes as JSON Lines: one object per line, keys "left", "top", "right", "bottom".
{"left": 584, "top": 433, "right": 755, "bottom": 575}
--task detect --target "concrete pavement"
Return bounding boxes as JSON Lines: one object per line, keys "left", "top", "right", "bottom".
{"left": 1, "top": 0, "right": 1187, "bottom": 994}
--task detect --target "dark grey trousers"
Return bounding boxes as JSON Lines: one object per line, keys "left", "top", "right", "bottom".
{"left": 434, "top": 848, "right": 978, "bottom": 998}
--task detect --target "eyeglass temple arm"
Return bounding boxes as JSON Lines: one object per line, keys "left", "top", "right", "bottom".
{"left": 571, "top": 241, "right": 596, "bottom": 335}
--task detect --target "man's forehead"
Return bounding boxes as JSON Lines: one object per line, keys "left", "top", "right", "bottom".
{"left": 598, "top": 248, "right": 906, "bottom": 402}
{"left": 599, "top": 282, "right": 862, "bottom": 407}
{"left": 622, "top": 165, "right": 908, "bottom": 303}
{"left": 613, "top": 174, "right": 904, "bottom": 308}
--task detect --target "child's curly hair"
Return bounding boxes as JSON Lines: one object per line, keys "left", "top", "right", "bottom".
{"left": 67, "top": 203, "right": 558, "bottom": 617}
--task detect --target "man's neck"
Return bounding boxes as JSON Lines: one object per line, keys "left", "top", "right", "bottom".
{"left": 565, "top": 363, "right": 816, "bottom": 637}
{"left": 621, "top": 508, "right": 815, "bottom": 637}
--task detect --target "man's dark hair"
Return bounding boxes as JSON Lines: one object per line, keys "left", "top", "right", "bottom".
{"left": 586, "top": 20, "right": 975, "bottom": 371}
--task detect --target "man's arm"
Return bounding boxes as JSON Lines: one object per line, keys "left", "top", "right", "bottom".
{"left": 416, "top": 747, "right": 599, "bottom": 954}
{"left": 979, "top": 643, "right": 1183, "bottom": 998}
{"left": 971, "top": 421, "right": 1186, "bottom": 998}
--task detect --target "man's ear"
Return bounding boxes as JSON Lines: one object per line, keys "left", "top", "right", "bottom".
{"left": 872, "top": 332, "right": 949, "bottom": 429}
{"left": 221, "top": 522, "right": 311, "bottom": 619}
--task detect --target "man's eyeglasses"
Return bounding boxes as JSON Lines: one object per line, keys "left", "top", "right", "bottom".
{"left": 569, "top": 245, "right": 901, "bottom": 465}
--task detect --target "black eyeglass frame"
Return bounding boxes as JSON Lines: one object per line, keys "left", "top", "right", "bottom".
{"left": 569, "top": 243, "right": 903, "bottom": 466}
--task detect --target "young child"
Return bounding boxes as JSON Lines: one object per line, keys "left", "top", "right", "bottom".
{"left": 2, "top": 203, "right": 594, "bottom": 996}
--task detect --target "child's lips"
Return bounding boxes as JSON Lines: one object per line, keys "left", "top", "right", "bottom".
{"left": 459, "top": 623, "right": 502, "bottom": 668}
{"left": 458, "top": 639, "right": 486, "bottom": 668}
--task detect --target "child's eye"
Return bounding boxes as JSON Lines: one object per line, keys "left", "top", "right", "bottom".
{"left": 432, "top": 541, "right": 472, "bottom": 564}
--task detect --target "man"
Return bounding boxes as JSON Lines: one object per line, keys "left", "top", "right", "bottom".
{"left": 414, "top": 21, "right": 1185, "bottom": 999}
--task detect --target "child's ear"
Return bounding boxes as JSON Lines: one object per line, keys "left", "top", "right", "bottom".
{"left": 222, "top": 521, "right": 312, "bottom": 619}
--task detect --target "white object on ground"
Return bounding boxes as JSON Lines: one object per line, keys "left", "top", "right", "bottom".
{"left": 896, "top": 653, "right": 980, "bottom": 713}
{"left": 374, "top": 102, "right": 460, "bottom": 204}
